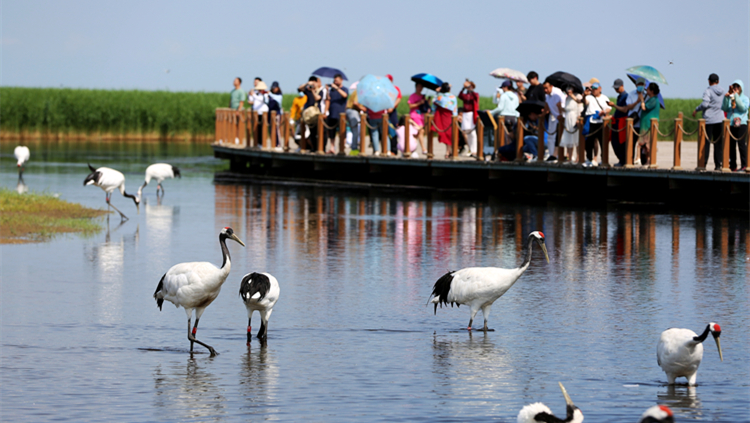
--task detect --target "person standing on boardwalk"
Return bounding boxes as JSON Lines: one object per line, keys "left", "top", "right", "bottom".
{"left": 346, "top": 84, "right": 365, "bottom": 155}
{"left": 290, "top": 90, "right": 307, "bottom": 141}
{"left": 229, "top": 77, "right": 246, "bottom": 144}
{"left": 458, "top": 80, "right": 480, "bottom": 157}
{"left": 722, "top": 80, "right": 748, "bottom": 171}
{"left": 693, "top": 73, "right": 726, "bottom": 169}
{"left": 638, "top": 83, "right": 661, "bottom": 165}
{"left": 248, "top": 80, "right": 269, "bottom": 146}
{"left": 559, "top": 87, "right": 584, "bottom": 162}
{"left": 299, "top": 77, "right": 322, "bottom": 151}
{"left": 607, "top": 78, "right": 639, "bottom": 166}
{"left": 543, "top": 78, "right": 566, "bottom": 161}
{"left": 583, "top": 82, "right": 612, "bottom": 166}
{"left": 324, "top": 74, "right": 349, "bottom": 154}
{"left": 386, "top": 74, "right": 402, "bottom": 156}
{"left": 408, "top": 82, "right": 431, "bottom": 157}
{"left": 432, "top": 82, "right": 458, "bottom": 158}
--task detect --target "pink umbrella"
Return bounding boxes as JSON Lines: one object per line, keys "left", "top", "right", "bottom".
{"left": 489, "top": 68, "right": 529, "bottom": 83}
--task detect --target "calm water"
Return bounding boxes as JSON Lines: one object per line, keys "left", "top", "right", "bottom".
{"left": 2, "top": 141, "right": 749, "bottom": 422}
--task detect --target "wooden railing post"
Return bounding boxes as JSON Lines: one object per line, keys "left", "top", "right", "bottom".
{"left": 648, "top": 118, "right": 658, "bottom": 168}
{"left": 251, "top": 111, "right": 259, "bottom": 148}
{"left": 537, "top": 117, "right": 545, "bottom": 162}
{"left": 696, "top": 119, "right": 706, "bottom": 170}
{"left": 245, "top": 110, "right": 253, "bottom": 150}
{"left": 215, "top": 109, "right": 221, "bottom": 143}
{"left": 426, "top": 113, "right": 434, "bottom": 160}
{"left": 495, "top": 118, "right": 502, "bottom": 161}
{"left": 360, "top": 112, "right": 367, "bottom": 155}
{"left": 476, "top": 118, "right": 484, "bottom": 161}
{"left": 601, "top": 116, "right": 611, "bottom": 167}
{"left": 283, "top": 112, "right": 291, "bottom": 152}
{"left": 269, "top": 111, "right": 277, "bottom": 150}
{"left": 241, "top": 110, "right": 248, "bottom": 147}
{"left": 514, "top": 117, "right": 524, "bottom": 162}
{"left": 451, "top": 116, "right": 459, "bottom": 159}
{"left": 672, "top": 112, "right": 683, "bottom": 170}
{"left": 381, "top": 116, "right": 388, "bottom": 156}
{"left": 577, "top": 117, "right": 586, "bottom": 165}
{"left": 404, "top": 114, "right": 411, "bottom": 157}
{"left": 624, "top": 118, "right": 634, "bottom": 168}
{"left": 721, "top": 119, "right": 731, "bottom": 172}
{"left": 338, "top": 112, "right": 346, "bottom": 156}
{"left": 317, "top": 114, "right": 325, "bottom": 154}
{"left": 261, "top": 113, "right": 269, "bottom": 150}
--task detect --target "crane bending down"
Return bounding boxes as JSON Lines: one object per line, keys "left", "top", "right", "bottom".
{"left": 239, "top": 272, "right": 280, "bottom": 344}
{"left": 14, "top": 146, "right": 30, "bottom": 176}
{"left": 84, "top": 164, "right": 140, "bottom": 221}
{"left": 429, "top": 231, "right": 549, "bottom": 331}
{"left": 657, "top": 322, "right": 723, "bottom": 385}
{"left": 153, "top": 227, "right": 245, "bottom": 356}
{"left": 138, "top": 163, "right": 181, "bottom": 198}
{"left": 638, "top": 405, "right": 674, "bottom": 423}
{"left": 517, "top": 382, "right": 583, "bottom": 423}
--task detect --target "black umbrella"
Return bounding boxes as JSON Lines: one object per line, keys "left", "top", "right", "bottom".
{"left": 312, "top": 67, "right": 348, "bottom": 80}
{"left": 516, "top": 100, "right": 546, "bottom": 118}
{"left": 544, "top": 71, "right": 584, "bottom": 94}
{"left": 410, "top": 73, "right": 443, "bottom": 91}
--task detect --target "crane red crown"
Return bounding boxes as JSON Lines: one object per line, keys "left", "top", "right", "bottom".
{"left": 712, "top": 323, "right": 721, "bottom": 332}
{"left": 658, "top": 405, "right": 673, "bottom": 416}
{"left": 539, "top": 231, "right": 545, "bottom": 238}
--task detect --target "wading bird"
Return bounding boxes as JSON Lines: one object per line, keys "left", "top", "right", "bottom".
{"left": 153, "top": 227, "right": 245, "bottom": 356}
{"left": 657, "top": 322, "right": 723, "bottom": 385}
{"left": 517, "top": 382, "right": 583, "bottom": 423}
{"left": 14, "top": 145, "right": 30, "bottom": 175}
{"left": 638, "top": 405, "right": 674, "bottom": 423}
{"left": 239, "top": 272, "right": 280, "bottom": 344}
{"left": 138, "top": 163, "right": 181, "bottom": 198}
{"left": 429, "top": 231, "right": 549, "bottom": 331}
{"left": 84, "top": 164, "right": 140, "bottom": 221}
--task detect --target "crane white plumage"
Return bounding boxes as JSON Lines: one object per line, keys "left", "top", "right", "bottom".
{"left": 638, "top": 405, "right": 674, "bottom": 423}
{"left": 239, "top": 272, "right": 280, "bottom": 344}
{"left": 84, "top": 164, "right": 140, "bottom": 220}
{"left": 429, "top": 231, "right": 550, "bottom": 331}
{"left": 657, "top": 322, "right": 722, "bottom": 385}
{"left": 517, "top": 382, "right": 583, "bottom": 423}
{"left": 14, "top": 145, "right": 30, "bottom": 175}
{"left": 153, "top": 227, "right": 245, "bottom": 356}
{"left": 138, "top": 163, "right": 181, "bottom": 198}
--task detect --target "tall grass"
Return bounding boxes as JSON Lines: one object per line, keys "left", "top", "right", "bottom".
{"left": 1, "top": 87, "right": 704, "bottom": 140}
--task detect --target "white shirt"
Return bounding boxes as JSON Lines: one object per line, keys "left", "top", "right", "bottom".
{"left": 248, "top": 91, "right": 269, "bottom": 114}
{"left": 585, "top": 93, "right": 612, "bottom": 124}
{"left": 318, "top": 87, "right": 329, "bottom": 114}
{"left": 545, "top": 86, "right": 566, "bottom": 119}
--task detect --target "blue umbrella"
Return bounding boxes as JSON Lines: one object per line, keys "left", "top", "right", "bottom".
{"left": 411, "top": 73, "right": 443, "bottom": 91}
{"left": 625, "top": 65, "right": 667, "bottom": 85}
{"left": 627, "top": 73, "right": 665, "bottom": 109}
{"left": 312, "top": 67, "right": 348, "bottom": 81}
{"left": 357, "top": 74, "right": 398, "bottom": 112}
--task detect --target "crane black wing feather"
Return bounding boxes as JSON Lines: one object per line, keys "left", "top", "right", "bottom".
{"left": 171, "top": 166, "right": 181, "bottom": 178}
{"left": 239, "top": 272, "right": 270, "bottom": 303}
{"left": 431, "top": 271, "right": 457, "bottom": 314}
{"left": 533, "top": 411, "right": 567, "bottom": 423}
{"left": 154, "top": 273, "right": 165, "bottom": 311}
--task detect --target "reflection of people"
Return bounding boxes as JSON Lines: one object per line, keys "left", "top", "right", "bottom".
{"left": 722, "top": 80, "right": 748, "bottom": 171}
{"left": 432, "top": 82, "right": 458, "bottom": 158}
{"left": 458, "top": 80, "right": 479, "bottom": 156}
{"left": 693, "top": 73, "right": 726, "bottom": 169}
{"left": 638, "top": 83, "right": 661, "bottom": 165}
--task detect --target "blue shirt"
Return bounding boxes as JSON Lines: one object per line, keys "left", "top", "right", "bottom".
{"left": 614, "top": 92, "right": 629, "bottom": 118}
{"left": 328, "top": 86, "right": 349, "bottom": 117}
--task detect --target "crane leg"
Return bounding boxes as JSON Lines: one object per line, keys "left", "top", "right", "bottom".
{"left": 105, "top": 194, "right": 128, "bottom": 221}
{"left": 466, "top": 308, "right": 480, "bottom": 331}
{"left": 187, "top": 317, "right": 217, "bottom": 356}
{"left": 157, "top": 184, "right": 164, "bottom": 196}
{"left": 257, "top": 321, "right": 267, "bottom": 339}
{"left": 479, "top": 305, "right": 495, "bottom": 332}
{"left": 247, "top": 317, "right": 252, "bottom": 346}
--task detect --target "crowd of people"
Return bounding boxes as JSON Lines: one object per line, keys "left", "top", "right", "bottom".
{"left": 228, "top": 71, "right": 749, "bottom": 171}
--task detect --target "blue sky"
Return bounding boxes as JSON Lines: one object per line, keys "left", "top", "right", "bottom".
{"left": 2, "top": 0, "right": 748, "bottom": 98}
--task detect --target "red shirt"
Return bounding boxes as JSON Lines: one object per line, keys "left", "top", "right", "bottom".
{"left": 458, "top": 90, "right": 479, "bottom": 122}
{"left": 367, "top": 109, "right": 385, "bottom": 120}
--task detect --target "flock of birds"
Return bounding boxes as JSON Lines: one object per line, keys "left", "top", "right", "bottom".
{"left": 12, "top": 145, "right": 725, "bottom": 422}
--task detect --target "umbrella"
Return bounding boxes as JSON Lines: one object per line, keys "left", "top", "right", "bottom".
{"left": 544, "top": 71, "right": 584, "bottom": 94}
{"left": 312, "top": 67, "right": 348, "bottom": 81}
{"left": 626, "top": 65, "right": 667, "bottom": 85}
{"left": 349, "top": 81, "right": 359, "bottom": 91}
{"left": 489, "top": 68, "right": 529, "bottom": 83}
{"left": 627, "top": 73, "right": 666, "bottom": 110}
{"left": 411, "top": 73, "right": 443, "bottom": 91}
{"left": 357, "top": 74, "right": 398, "bottom": 112}
{"left": 516, "top": 100, "right": 546, "bottom": 118}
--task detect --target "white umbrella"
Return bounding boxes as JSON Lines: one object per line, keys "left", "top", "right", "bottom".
{"left": 489, "top": 68, "right": 529, "bottom": 83}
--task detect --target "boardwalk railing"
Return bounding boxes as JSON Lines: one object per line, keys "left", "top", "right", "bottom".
{"left": 215, "top": 108, "right": 750, "bottom": 172}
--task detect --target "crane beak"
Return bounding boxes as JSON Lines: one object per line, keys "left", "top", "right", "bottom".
{"left": 230, "top": 233, "right": 246, "bottom": 247}
{"left": 714, "top": 336, "right": 723, "bottom": 362}
{"left": 559, "top": 382, "right": 575, "bottom": 407}
{"left": 540, "top": 242, "right": 550, "bottom": 263}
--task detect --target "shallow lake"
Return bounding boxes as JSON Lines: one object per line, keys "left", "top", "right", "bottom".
{"left": 2, "top": 140, "right": 749, "bottom": 422}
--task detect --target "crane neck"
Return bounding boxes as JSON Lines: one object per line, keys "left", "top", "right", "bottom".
{"left": 519, "top": 234, "right": 536, "bottom": 271}
{"left": 692, "top": 325, "right": 711, "bottom": 343}
{"left": 219, "top": 234, "right": 231, "bottom": 270}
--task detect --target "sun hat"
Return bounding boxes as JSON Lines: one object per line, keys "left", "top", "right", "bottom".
{"left": 255, "top": 81, "right": 268, "bottom": 91}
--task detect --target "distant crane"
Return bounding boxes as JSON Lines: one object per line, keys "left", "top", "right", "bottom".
{"left": 153, "top": 227, "right": 245, "bottom": 356}
{"left": 14, "top": 146, "right": 30, "bottom": 175}
{"left": 657, "top": 322, "right": 723, "bottom": 385}
{"left": 239, "top": 272, "right": 280, "bottom": 343}
{"left": 429, "top": 231, "right": 549, "bottom": 331}
{"left": 517, "top": 382, "right": 583, "bottom": 423}
{"left": 138, "top": 163, "right": 181, "bottom": 198}
{"left": 638, "top": 405, "right": 674, "bottom": 423}
{"left": 84, "top": 164, "right": 140, "bottom": 221}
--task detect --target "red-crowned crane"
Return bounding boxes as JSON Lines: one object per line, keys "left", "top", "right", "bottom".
{"left": 153, "top": 227, "right": 245, "bottom": 356}
{"left": 517, "top": 382, "right": 583, "bottom": 423}
{"left": 84, "top": 164, "right": 140, "bottom": 221}
{"left": 638, "top": 405, "right": 674, "bottom": 423}
{"left": 657, "top": 322, "right": 723, "bottom": 385}
{"left": 239, "top": 272, "right": 280, "bottom": 344}
{"left": 429, "top": 231, "right": 549, "bottom": 331}
{"left": 14, "top": 146, "right": 30, "bottom": 175}
{"left": 138, "top": 163, "right": 181, "bottom": 198}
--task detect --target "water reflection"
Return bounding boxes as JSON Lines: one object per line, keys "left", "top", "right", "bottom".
{"left": 144, "top": 199, "right": 179, "bottom": 265}
{"left": 657, "top": 385, "right": 703, "bottom": 420}
{"left": 239, "top": 344, "right": 280, "bottom": 419}
{"left": 153, "top": 358, "right": 227, "bottom": 421}
{"left": 16, "top": 175, "right": 28, "bottom": 194}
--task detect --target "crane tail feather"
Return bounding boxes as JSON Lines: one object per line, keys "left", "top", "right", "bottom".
{"left": 430, "top": 271, "right": 455, "bottom": 310}
{"left": 154, "top": 274, "right": 165, "bottom": 311}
